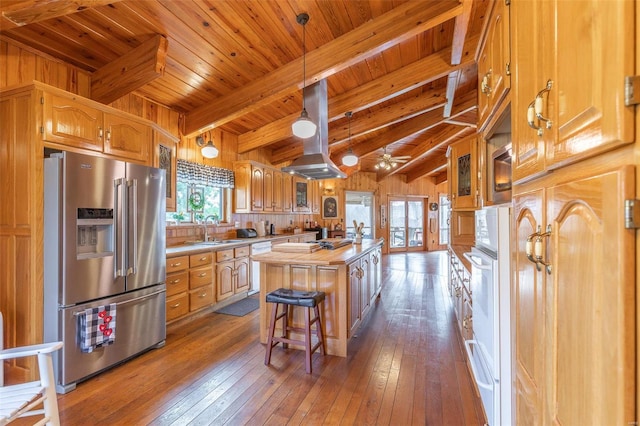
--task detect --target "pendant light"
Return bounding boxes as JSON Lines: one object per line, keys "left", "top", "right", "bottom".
{"left": 196, "top": 131, "right": 219, "bottom": 159}
{"left": 291, "top": 13, "right": 317, "bottom": 139}
{"left": 341, "top": 111, "right": 358, "bottom": 166}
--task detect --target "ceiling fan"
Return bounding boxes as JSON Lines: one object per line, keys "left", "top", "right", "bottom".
{"left": 374, "top": 146, "right": 411, "bottom": 170}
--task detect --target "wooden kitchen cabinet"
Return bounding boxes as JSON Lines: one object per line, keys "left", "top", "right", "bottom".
{"left": 215, "top": 246, "right": 250, "bottom": 301}
{"left": 510, "top": 1, "right": 636, "bottom": 423}
{"left": 292, "top": 176, "right": 310, "bottom": 213}
{"left": 448, "top": 136, "right": 478, "bottom": 210}
{"left": 42, "top": 92, "right": 103, "bottom": 152}
{"left": 347, "top": 254, "right": 373, "bottom": 338}
{"left": 282, "top": 172, "right": 293, "bottom": 211}
{"left": 153, "top": 130, "right": 178, "bottom": 212}
{"left": 103, "top": 112, "right": 150, "bottom": 163}
{"left": 477, "top": 0, "right": 510, "bottom": 131}
{"left": 449, "top": 250, "right": 471, "bottom": 339}
{"left": 166, "top": 255, "right": 190, "bottom": 322}
{"left": 263, "top": 167, "right": 274, "bottom": 212}
{"left": 513, "top": 165, "right": 635, "bottom": 425}
{"left": 234, "top": 161, "right": 293, "bottom": 213}
{"left": 42, "top": 87, "right": 153, "bottom": 163}
{"left": 189, "top": 252, "right": 215, "bottom": 312}
{"left": 511, "top": 0, "right": 633, "bottom": 183}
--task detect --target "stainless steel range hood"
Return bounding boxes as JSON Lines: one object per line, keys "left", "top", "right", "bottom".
{"left": 281, "top": 80, "right": 346, "bottom": 179}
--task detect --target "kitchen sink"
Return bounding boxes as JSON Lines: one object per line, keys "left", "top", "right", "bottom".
{"left": 183, "top": 239, "right": 244, "bottom": 246}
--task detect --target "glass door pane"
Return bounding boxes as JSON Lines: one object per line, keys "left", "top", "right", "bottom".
{"left": 408, "top": 200, "right": 424, "bottom": 247}
{"left": 345, "top": 191, "right": 374, "bottom": 239}
{"left": 390, "top": 200, "right": 406, "bottom": 248}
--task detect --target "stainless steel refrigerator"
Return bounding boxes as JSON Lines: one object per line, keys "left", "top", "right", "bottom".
{"left": 44, "top": 151, "right": 167, "bottom": 393}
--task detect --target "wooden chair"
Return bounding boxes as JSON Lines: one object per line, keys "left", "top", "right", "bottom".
{"left": 0, "top": 312, "right": 63, "bottom": 426}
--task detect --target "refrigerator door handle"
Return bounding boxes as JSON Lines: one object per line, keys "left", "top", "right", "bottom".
{"left": 114, "top": 178, "right": 127, "bottom": 277}
{"left": 127, "top": 178, "right": 138, "bottom": 275}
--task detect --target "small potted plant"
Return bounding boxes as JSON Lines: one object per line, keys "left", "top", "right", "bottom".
{"left": 172, "top": 211, "right": 185, "bottom": 224}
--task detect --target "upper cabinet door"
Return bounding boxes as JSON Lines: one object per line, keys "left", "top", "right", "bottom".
{"left": 154, "top": 131, "right": 177, "bottom": 212}
{"left": 548, "top": 0, "right": 634, "bottom": 169}
{"left": 103, "top": 113, "right": 150, "bottom": 163}
{"left": 512, "top": 0, "right": 634, "bottom": 182}
{"left": 511, "top": 0, "right": 551, "bottom": 182}
{"left": 250, "top": 165, "right": 264, "bottom": 211}
{"left": 42, "top": 92, "right": 103, "bottom": 152}
{"left": 477, "top": 0, "right": 511, "bottom": 130}
{"left": 449, "top": 136, "right": 478, "bottom": 210}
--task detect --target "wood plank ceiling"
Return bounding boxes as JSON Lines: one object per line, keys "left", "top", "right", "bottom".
{"left": 0, "top": 0, "right": 490, "bottom": 182}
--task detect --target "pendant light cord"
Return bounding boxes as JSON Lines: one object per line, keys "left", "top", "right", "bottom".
{"left": 302, "top": 16, "right": 306, "bottom": 111}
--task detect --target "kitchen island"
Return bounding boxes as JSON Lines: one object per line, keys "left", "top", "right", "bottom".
{"left": 253, "top": 239, "right": 384, "bottom": 357}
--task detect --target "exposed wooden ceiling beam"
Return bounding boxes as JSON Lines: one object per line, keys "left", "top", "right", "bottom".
{"left": 376, "top": 124, "right": 475, "bottom": 181}
{"left": 405, "top": 133, "right": 476, "bottom": 183}
{"left": 183, "top": 0, "right": 463, "bottom": 136}
{"left": 270, "top": 92, "right": 447, "bottom": 164}
{"left": 329, "top": 90, "right": 477, "bottom": 165}
{"left": 91, "top": 34, "right": 167, "bottom": 104}
{"left": 444, "top": 0, "right": 474, "bottom": 117}
{"left": 0, "top": 0, "right": 121, "bottom": 30}
{"left": 434, "top": 170, "right": 448, "bottom": 185}
{"left": 237, "top": 40, "right": 476, "bottom": 154}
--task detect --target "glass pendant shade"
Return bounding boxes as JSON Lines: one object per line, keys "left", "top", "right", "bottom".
{"left": 342, "top": 150, "right": 358, "bottom": 166}
{"left": 292, "top": 13, "right": 317, "bottom": 139}
{"left": 201, "top": 141, "right": 219, "bottom": 158}
{"left": 291, "top": 108, "right": 317, "bottom": 139}
{"left": 341, "top": 111, "right": 358, "bottom": 166}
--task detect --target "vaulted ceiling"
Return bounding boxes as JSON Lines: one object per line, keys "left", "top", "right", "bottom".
{"left": 0, "top": 0, "right": 489, "bottom": 182}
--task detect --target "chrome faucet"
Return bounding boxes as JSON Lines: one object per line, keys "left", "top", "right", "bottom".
{"left": 203, "top": 215, "right": 219, "bottom": 242}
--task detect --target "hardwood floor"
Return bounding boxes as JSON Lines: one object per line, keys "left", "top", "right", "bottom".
{"left": 53, "top": 251, "right": 486, "bottom": 425}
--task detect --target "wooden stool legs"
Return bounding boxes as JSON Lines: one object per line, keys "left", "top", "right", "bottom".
{"left": 264, "top": 301, "right": 325, "bottom": 374}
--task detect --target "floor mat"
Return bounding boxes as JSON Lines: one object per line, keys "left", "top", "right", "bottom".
{"left": 214, "top": 297, "right": 259, "bottom": 317}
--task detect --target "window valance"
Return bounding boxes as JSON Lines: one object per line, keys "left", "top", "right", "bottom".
{"left": 176, "top": 159, "right": 234, "bottom": 188}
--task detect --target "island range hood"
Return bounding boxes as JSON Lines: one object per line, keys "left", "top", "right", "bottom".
{"left": 282, "top": 79, "right": 346, "bottom": 180}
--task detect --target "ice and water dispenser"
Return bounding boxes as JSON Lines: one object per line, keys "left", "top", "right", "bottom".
{"left": 76, "top": 208, "right": 114, "bottom": 259}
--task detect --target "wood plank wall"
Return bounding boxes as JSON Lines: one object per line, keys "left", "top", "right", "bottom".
{"left": 0, "top": 40, "right": 180, "bottom": 137}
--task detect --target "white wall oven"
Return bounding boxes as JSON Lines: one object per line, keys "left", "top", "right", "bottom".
{"left": 464, "top": 206, "right": 512, "bottom": 425}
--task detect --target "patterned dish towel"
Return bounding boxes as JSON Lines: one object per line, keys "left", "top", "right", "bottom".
{"left": 78, "top": 303, "right": 117, "bottom": 353}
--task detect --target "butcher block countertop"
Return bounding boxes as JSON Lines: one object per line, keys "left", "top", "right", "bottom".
{"left": 252, "top": 239, "right": 383, "bottom": 266}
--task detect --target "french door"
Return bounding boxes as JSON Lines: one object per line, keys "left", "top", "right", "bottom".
{"left": 388, "top": 197, "right": 425, "bottom": 252}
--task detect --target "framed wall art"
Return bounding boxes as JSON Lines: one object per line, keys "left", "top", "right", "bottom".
{"left": 321, "top": 196, "right": 339, "bottom": 219}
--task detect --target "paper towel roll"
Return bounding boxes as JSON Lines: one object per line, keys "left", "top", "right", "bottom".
{"left": 256, "top": 221, "right": 266, "bottom": 236}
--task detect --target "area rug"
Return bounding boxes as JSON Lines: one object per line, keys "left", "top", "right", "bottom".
{"left": 215, "top": 297, "right": 260, "bottom": 317}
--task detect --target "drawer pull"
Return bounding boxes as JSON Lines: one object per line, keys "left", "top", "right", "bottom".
{"left": 199, "top": 256, "right": 207, "bottom": 261}
{"left": 170, "top": 278, "right": 181, "bottom": 284}
{"left": 198, "top": 272, "right": 207, "bottom": 277}
{"left": 199, "top": 292, "right": 207, "bottom": 298}
{"left": 170, "top": 302, "right": 181, "bottom": 308}
{"left": 171, "top": 262, "right": 182, "bottom": 267}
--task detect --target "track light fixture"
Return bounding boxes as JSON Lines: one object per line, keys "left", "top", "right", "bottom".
{"left": 291, "top": 12, "right": 317, "bottom": 139}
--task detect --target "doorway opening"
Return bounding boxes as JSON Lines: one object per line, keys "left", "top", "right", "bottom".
{"left": 345, "top": 191, "right": 374, "bottom": 239}
{"left": 388, "top": 197, "right": 426, "bottom": 252}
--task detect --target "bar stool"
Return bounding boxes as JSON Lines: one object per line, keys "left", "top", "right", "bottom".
{"left": 264, "top": 288, "right": 326, "bottom": 374}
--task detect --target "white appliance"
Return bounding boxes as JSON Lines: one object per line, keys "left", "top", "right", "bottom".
{"left": 463, "top": 206, "right": 512, "bottom": 425}
{"left": 250, "top": 240, "right": 272, "bottom": 294}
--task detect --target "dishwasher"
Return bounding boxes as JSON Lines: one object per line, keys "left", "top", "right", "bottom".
{"left": 250, "top": 241, "right": 272, "bottom": 294}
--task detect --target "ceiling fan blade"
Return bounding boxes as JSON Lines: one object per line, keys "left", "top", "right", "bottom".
{"left": 392, "top": 155, "right": 412, "bottom": 160}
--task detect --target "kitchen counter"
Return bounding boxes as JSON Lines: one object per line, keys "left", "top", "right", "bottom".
{"left": 251, "top": 239, "right": 381, "bottom": 266}
{"left": 256, "top": 238, "right": 384, "bottom": 357}
{"left": 165, "top": 232, "right": 317, "bottom": 256}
